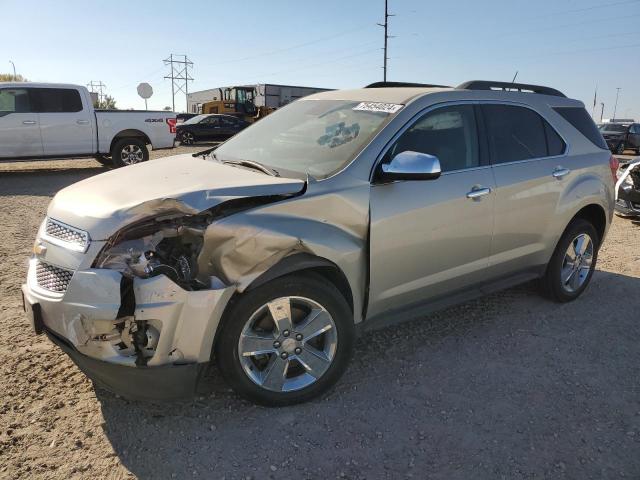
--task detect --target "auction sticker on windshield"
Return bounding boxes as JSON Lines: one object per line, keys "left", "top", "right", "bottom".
{"left": 353, "top": 102, "right": 404, "bottom": 114}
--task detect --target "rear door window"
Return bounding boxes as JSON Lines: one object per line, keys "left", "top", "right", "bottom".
{"left": 544, "top": 121, "right": 566, "bottom": 156}
{"left": 481, "top": 104, "right": 549, "bottom": 163}
{"left": 32, "top": 88, "right": 83, "bottom": 113}
{"left": 553, "top": 106, "right": 608, "bottom": 149}
{"left": 0, "top": 89, "right": 32, "bottom": 115}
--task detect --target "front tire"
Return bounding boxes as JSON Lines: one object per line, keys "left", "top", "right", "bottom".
{"left": 111, "top": 138, "right": 149, "bottom": 167}
{"left": 540, "top": 219, "right": 599, "bottom": 302}
{"left": 215, "top": 273, "right": 354, "bottom": 406}
{"left": 616, "top": 142, "right": 626, "bottom": 154}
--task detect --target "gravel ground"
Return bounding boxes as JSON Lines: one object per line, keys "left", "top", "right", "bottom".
{"left": 1, "top": 149, "right": 639, "bottom": 479}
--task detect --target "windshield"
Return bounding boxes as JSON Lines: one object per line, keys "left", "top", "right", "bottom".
{"left": 599, "top": 123, "right": 628, "bottom": 133}
{"left": 213, "top": 99, "right": 398, "bottom": 179}
{"left": 182, "top": 114, "right": 208, "bottom": 125}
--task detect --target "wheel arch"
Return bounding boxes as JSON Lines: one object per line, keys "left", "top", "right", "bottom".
{"left": 245, "top": 252, "right": 354, "bottom": 314}
{"left": 210, "top": 253, "right": 355, "bottom": 363}
{"left": 571, "top": 203, "right": 607, "bottom": 243}
{"left": 110, "top": 129, "right": 151, "bottom": 153}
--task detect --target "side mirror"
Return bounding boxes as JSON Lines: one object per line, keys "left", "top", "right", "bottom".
{"left": 378, "top": 151, "right": 442, "bottom": 181}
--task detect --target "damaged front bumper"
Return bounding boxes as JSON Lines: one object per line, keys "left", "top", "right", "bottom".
{"left": 22, "top": 258, "right": 235, "bottom": 401}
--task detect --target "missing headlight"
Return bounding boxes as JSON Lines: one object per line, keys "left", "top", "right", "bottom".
{"left": 94, "top": 214, "right": 210, "bottom": 290}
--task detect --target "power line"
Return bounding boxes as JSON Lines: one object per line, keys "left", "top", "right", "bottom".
{"left": 198, "top": 25, "right": 371, "bottom": 69}
{"left": 164, "top": 54, "right": 194, "bottom": 112}
{"left": 259, "top": 46, "right": 380, "bottom": 79}
{"left": 530, "top": 0, "right": 640, "bottom": 18}
{"left": 377, "top": 0, "right": 395, "bottom": 82}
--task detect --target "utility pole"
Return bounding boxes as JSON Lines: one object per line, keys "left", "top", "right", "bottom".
{"left": 86, "top": 81, "right": 107, "bottom": 105}
{"left": 612, "top": 87, "right": 621, "bottom": 120}
{"left": 600, "top": 102, "right": 605, "bottom": 123}
{"left": 164, "top": 54, "right": 194, "bottom": 112}
{"left": 377, "top": 0, "right": 394, "bottom": 82}
{"left": 9, "top": 60, "right": 16, "bottom": 80}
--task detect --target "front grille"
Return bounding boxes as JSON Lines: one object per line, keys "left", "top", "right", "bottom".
{"left": 44, "top": 218, "right": 89, "bottom": 252}
{"left": 35, "top": 260, "right": 74, "bottom": 293}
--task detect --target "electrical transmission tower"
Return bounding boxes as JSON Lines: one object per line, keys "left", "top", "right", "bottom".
{"left": 164, "top": 54, "right": 194, "bottom": 112}
{"left": 377, "top": 0, "right": 395, "bottom": 82}
{"left": 86, "top": 80, "right": 107, "bottom": 104}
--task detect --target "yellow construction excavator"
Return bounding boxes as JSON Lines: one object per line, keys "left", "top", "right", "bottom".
{"left": 201, "top": 86, "right": 274, "bottom": 122}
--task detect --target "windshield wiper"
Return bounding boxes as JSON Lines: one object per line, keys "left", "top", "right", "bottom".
{"left": 220, "top": 158, "right": 280, "bottom": 177}
{"left": 192, "top": 146, "right": 217, "bottom": 158}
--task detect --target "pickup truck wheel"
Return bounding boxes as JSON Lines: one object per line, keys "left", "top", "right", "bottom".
{"left": 215, "top": 273, "right": 354, "bottom": 406}
{"left": 112, "top": 138, "right": 149, "bottom": 167}
{"left": 615, "top": 142, "right": 626, "bottom": 154}
{"left": 540, "top": 219, "right": 599, "bottom": 303}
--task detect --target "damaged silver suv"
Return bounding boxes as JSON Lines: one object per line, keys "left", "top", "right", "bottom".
{"left": 23, "top": 81, "right": 616, "bottom": 406}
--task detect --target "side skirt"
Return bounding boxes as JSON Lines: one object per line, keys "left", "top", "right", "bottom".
{"left": 359, "top": 267, "right": 544, "bottom": 334}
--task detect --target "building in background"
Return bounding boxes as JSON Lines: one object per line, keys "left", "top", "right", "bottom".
{"left": 186, "top": 83, "right": 331, "bottom": 114}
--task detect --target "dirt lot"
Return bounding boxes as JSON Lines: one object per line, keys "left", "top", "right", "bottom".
{"left": 1, "top": 149, "right": 639, "bottom": 479}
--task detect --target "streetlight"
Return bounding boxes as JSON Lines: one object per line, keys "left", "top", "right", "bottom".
{"left": 613, "top": 87, "right": 621, "bottom": 120}
{"left": 9, "top": 60, "right": 16, "bottom": 80}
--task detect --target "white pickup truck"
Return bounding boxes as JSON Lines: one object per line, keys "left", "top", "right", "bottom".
{"left": 0, "top": 83, "right": 177, "bottom": 167}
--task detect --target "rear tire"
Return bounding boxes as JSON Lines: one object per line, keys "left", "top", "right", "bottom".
{"left": 540, "top": 219, "right": 599, "bottom": 302}
{"left": 616, "top": 142, "right": 626, "bottom": 154}
{"left": 111, "top": 138, "right": 149, "bottom": 167}
{"left": 215, "top": 273, "right": 354, "bottom": 407}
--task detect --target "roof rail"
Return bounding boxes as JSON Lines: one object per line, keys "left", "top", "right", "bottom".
{"left": 365, "top": 81, "right": 450, "bottom": 89}
{"left": 456, "top": 80, "right": 566, "bottom": 98}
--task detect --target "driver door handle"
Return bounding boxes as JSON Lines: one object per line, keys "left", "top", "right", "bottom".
{"left": 552, "top": 167, "right": 570, "bottom": 179}
{"left": 76, "top": 119, "right": 90, "bottom": 125}
{"left": 22, "top": 120, "right": 37, "bottom": 125}
{"left": 466, "top": 186, "right": 492, "bottom": 199}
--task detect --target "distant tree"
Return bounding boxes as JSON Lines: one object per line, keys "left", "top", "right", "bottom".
{"left": 163, "top": 106, "right": 172, "bottom": 111}
{"left": 0, "top": 73, "right": 27, "bottom": 82}
{"left": 94, "top": 95, "right": 117, "bottom": 109}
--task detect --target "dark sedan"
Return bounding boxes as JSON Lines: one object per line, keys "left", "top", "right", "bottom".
{"left": 177, "top": 114, "right": 249, "bottom": 144}
{"left": 598, "top": 122, "right": 640, "bottom": 155}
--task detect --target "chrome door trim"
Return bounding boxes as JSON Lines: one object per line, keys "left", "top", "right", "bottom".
{"left": 370, "top": 99, "right": 572, "bottom": 181}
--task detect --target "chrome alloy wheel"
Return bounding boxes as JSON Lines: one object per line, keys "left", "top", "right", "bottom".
{"left": 238, "top": 296, "right": 338, "bottom": 393}
{"left": 181, "top": 132, "right": 194, "bottom": 144}
{"left": 561, "top": 233, "right": 594, "bottom": 293}
{"left": 120, "top": 144, "right": 144, "bottom": 165}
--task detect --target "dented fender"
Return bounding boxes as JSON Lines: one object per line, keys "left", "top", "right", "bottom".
{"left": 196, "top": 182, "right": 371, "bottom": 323}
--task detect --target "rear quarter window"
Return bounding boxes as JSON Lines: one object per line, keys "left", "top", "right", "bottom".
{"left": 553, "top": 107, "right": 607, "bottom": 150}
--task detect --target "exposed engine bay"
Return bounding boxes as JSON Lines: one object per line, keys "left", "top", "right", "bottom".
{"left": 95, "top": 214, "right": 209, "bottom": 290}
{"left": 615, "top": 159, "right": 640, "bottom": 217}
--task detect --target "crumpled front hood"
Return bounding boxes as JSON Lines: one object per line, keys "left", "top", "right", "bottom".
{"left": 47, "top": 154, "right": 305, "bottom": 240}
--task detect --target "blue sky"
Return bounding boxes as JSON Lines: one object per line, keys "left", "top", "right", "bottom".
{"left": 2, "top": 0, "right": 639, "bottom": 119}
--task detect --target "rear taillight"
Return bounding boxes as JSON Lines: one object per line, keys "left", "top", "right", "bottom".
{"left": 609, "top": 155, "right": 619, "bottom": 183}
{"left": 167, "top": 118, "right": 177, "bottom": 134}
